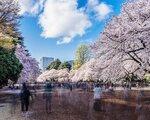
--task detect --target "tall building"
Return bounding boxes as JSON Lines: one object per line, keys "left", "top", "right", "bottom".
{"left": 40, "top": 57, "right": 54, "bottom": 71}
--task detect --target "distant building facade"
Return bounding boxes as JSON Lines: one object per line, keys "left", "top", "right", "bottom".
{"left": 40, "top": 57, "right": 54, "bottom": 71}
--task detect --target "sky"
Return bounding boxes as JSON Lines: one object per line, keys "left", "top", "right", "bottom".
{"left": 19, "top": 0, "right": 126, "bottom": 62}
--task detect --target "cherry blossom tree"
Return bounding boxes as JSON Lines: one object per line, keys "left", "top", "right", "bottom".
{"left": 37, "top": 69, "right": 57, "bottom": 82}
{"left": 69, "top": 70, "right": 77, "bottom": 80}
{"left": 15, "top": 44, "right": 40, "bottom": 83}
{"left": 90, "top": 0, "right": 150, "bottom": 81}
{"left": 71, "top": 58, "right": 109, "bottom": 82}
{"left": 57, "top": 69, "right": 69, "bottom": 82}
{"left": 37, "top": 69, "right": 70, "bottom": 82}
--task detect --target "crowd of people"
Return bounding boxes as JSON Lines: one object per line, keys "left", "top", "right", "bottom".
{"left": 3, "top": 79, "right": 146, "bottom": 120}
{"left": 19, "top": 80, "right": 138, "bottom": 116}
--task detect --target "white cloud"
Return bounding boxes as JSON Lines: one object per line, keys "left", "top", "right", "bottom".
{"left": 94, "top": 3, "right": 112, "bottom": 20}
{"left": 57, "top": 37, "right": 72, "bottom": 45}
{"left": 17, "top": 0, "right": 112, "bottom": 44}
{"left": 38, "top": 0, "right": 92, "bottom": 44}
{"left": 88, "top": 0, "right": 112, "bottom": 21}
{"left": 17, "top": 0, "right": 45, "bottom": 15}
{"left": 88, "top": 0, "right": 99, "bottom": 7}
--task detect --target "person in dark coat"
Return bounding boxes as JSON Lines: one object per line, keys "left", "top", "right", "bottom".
{"left": 20, "top": 83, "right": 31, "bottom": 112}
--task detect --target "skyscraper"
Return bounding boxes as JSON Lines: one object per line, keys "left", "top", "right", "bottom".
{"left": 40, "top": 57, "right": 54, "bottom": 71}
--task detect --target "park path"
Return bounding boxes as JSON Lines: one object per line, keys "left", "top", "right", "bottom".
{"left": 0, "top": 89, "right": 90, "bottom": 120}
{"left": 0, "top": 89, "right": 150, "bottom": 120}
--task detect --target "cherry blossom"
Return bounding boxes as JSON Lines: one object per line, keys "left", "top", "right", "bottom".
{"left": 37, "top": 68, "right": 70, "bottom": 82}
{"left": 15, "top": 44, "right": 40, "bottom": 83}
{"left": 90, "top": 0, "right": 150, "bottom": 81}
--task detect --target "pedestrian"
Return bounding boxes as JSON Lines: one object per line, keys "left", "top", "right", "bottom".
{"left": 135, "top": 90, "right": 144, "bottom": 113}
{"left": 69, "top": 83, "right": 73, "bottom": 91}
{"left": 20, "top": 82, "right": 31, "bottom": 114}
{"left": 93, "top": 84, "right": 103, "bottom": 111}
{"left": 123, "top": 85, "right": 130, "bottom": 101}
{"left": 57, "top": 83, "right": 63, "bottom": 106}
{"left": 11, "top": 88, "right": 17, "bottom": 114}
{"left": 43, "top": 81, "right": 53, "bottom": 113}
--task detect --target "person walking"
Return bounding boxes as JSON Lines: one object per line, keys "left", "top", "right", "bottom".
{"left": 57, "top": 83, "right": 63, "bottom": 106}
{"left": 11, "top": 88, "right": 17, "bottom": 114}
{"left": 20, "top": 83, "right": 31, "bottom": 114}
{"left": 135, "top": 90, "right": 144, "bottom": 113}
{"left": 123, "top": 85, "right": 130, "bottom": 101}
{"left": 93, "top": 84, "right": 103, "bottom": 111}
{"left": 43, "top": 81, "right": 53, "bottom": 113}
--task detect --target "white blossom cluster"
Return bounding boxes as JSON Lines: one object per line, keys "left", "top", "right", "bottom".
{"left": 90, "top": 0, "right": 150, "bottom": 81}
{"left": 37, "top": 68, "right": 69, "bottom": 82}
{"left": 71, "top": 0, "right": 150, "bottom": 82}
